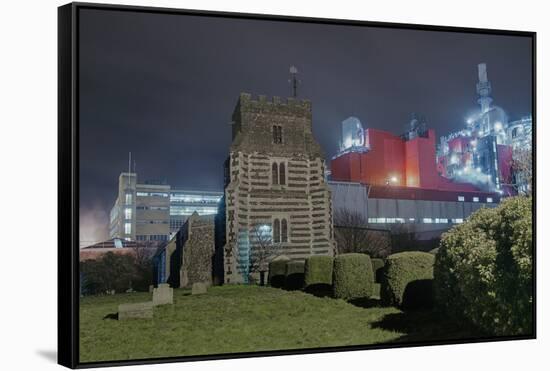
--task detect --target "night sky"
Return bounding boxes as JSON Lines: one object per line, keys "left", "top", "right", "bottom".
{"left": 78, "top": 8, "right": 532, "bottom": 243}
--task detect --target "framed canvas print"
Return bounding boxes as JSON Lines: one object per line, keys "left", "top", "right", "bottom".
{"left": 58, "top": 2, "right": 536, "bottom": 368}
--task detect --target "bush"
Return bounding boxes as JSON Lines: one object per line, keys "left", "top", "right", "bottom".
{"left": 285, "top": 261, "right": 305, "bottom": 290}
{"left": 380, "top": 251, "right": 434, "bottom": 309}
{"left": 371, "top": 258, "right": 385, "bottom": 283}
{"left": 332, "top": 253, "right": 374, "bottom": 300}
{"left": 304, "top": 255, "right": 334, "bottom": 296}
{"left": 434, "top": 196, "right": 533, "bottom": 336}
{"left": 429, "top": 248, "right": 439, "bottom": 255}
{"left": 268, "top": 257, "right": 289, "bottom": 288}
{"left": 80, "top": 252, "right": 138, "bottom": 295}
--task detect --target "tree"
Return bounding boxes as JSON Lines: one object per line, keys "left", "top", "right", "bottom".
{"left": 511, "top": 148, "right": 532, "bottom": 196}
{"left": 130, "top": 243, "right": 156, "bottom": 291}
{"left": 248, "top": 223, "right": 282, "bottom": 283}
{"left": 333, "top": 208, "right": 391, "bottom": 258}
{"left": 80, "top": 252, "right": 138, "bottom": 295}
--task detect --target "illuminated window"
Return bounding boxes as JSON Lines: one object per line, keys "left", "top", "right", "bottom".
{"left": 422, "top": 218, "right": 433, "bottom": 224}
{"left": 473, "top": 197, "right": 479, "bottom": 202}
{"left": 124, "top": 207, "right": 132, "bottom": 220}
{"left": 136, "top": 192, "right": 148, "bottom": 197}
{"left": 487, "top": 197, "right": 493, "bottom": 203}
{"left": 125, "top": 193, "right": 133, "bottom": 204}
{"left": 458, "top": 196, "right": 465, "bottom": 202}
{"left": 124, "top": 222, "right": 131, "bottom": 235}
{"left": 452, "top": 218, "right": 464, "bottom": 224}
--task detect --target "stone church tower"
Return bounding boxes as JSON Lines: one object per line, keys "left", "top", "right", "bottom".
{"left": 217, "top": 93, "right": 336, "bottom": 284}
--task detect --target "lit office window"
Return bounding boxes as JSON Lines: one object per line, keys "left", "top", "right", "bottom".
{"left": 487, "top": 197, "right": 493, "bottom": 203}
{"left": 422, "top": 218, "right": 433, "bottom": 224}
{"left": 473, "top": 197, "right": 479, "bottom": 202}
{"left": 408, "top": 218, "right": 415, "bottom": 223}
{"left": 125, "top": 193, "right": 133, "bottom": 204}
{"left": 124, "top": 222, "right": 131, "bottom": 234}
{"left": 124, "top": 207, "right": 132, "bottom": 219}
{"left": 458, "top": 196, "right": 465, "bottom": 202}
{"left": 136, "top": 192, "right": 149, "bottom": 197}
{"left": 452, "top": 218, "right": 464, "bottom": 224}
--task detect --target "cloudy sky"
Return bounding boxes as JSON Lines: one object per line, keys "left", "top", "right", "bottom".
{"left": 78, "top": 7, "right": 532, "bottom": 242}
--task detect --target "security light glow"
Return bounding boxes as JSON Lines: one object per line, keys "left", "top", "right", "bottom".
{"left": 494, "top": 122, "right": 503, "bottom": 131}
{"left": 390, "top": 176, "right": 398, "bottom": 183}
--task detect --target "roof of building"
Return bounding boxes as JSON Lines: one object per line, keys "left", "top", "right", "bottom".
{"left": 81, "top": 238, "right": 152, "bottom": 249}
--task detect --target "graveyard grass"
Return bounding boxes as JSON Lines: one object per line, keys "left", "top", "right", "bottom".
{"left": 80, "top": 285, "right": 481, "bottom": 363}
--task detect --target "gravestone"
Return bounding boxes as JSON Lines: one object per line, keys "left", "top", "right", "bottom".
{"left": 191, "top": 282, "right": 207, "bottom": 295}
{"left": 152, "top": 283, "right": 173, "bottom": 306}
{"left": 149, "top": 285, "right": 154, "bottom": 293}
{"left": 118, "top": 301, "right": 153, "bottom": 320}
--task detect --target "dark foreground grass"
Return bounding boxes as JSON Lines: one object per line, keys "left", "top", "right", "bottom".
{"left": 80, "top": 285, "right": 480, "bottom": 363}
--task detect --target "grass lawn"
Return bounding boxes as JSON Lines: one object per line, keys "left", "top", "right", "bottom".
{"left": 80, "top": 285, "right": 481, "bottom": 363}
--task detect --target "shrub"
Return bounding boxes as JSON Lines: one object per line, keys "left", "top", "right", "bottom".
{"left": 434, "top": 196, "right": 533, "bottom": 336}
{"left": 304, "top": 255, "right": 334, "bottom": 296}
{"left": 268, "top": 257, "right": 289, "bottom": 288}
{"left": 285, "top": 261, "right": 305, "bottom": 290}
{"left": 371, "top": 258, "right": 385, "bottom": 283}
{"left": 332, "top": 253, "right": 374, "bottom": 300}
{"left": 380, "top": 251, "right": 434, "bottom": 309}
{"left": 429, "top": 248, "right": 439, "bottom": 255}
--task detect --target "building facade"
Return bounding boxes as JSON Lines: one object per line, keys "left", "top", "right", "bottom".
{"left": 218, "top": 93, "right": 336, "bottom": 284}
{"left": 329, "top": 181, "right": 499, "bottom": 238}
{"left": 109, "top": 172, "right": 222, "bottom": 243}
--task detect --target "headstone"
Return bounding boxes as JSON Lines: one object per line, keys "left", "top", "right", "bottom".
{"left": 191, "top": 282, "right": 207, "bottom": 295}
{"left": 149, "top": 285, "right": 154, "bottom": 293}
{"left": 152, "top": 283, "right": 173, "bottom": 306}
{"left": 118, "top": 301, "right": 153, "bottom": 320}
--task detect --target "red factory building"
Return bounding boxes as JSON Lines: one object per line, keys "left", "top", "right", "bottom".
{"left": 331, "top": 126, "right": 500, "bottom": 203}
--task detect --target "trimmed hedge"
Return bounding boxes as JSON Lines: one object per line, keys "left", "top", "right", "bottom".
{"left": 285, "top": 261, "right": 305, "bottom": 290}
{"left": 371, "top": 258, "right": 385, "bottom": 283}
{"left": 304, "top": 255, "right": 334, "bottom": 296}
{"left": 332, "top": 253, "right": 374, "bottom": 300}
{"left": 268, "top": 257, "right": 289, "bottom": 288}
{"left": 434, "top": 196, "right": 533, "bottom": 336}
{"left": 380, "top": 251, "right": 435, "bottom": 309}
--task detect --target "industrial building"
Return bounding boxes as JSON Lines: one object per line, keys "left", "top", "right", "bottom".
{"left": 108, "top": 172, "right": 222, "bottom": 243}
{"left": 436, "top": 63, "right": 532, "bottom": 195}
{"left": 216, "top": 93, "right": 336, "bottom": 284}
{"left": 330, "top": 109, "right": 500, "bottom": 235}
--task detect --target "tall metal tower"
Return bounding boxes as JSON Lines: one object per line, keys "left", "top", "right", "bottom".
{"left": 288, "top": 65, "right": 301, "bottom": 98}
{"left": 476, "top": 63, "right": 493, "bottom": 113}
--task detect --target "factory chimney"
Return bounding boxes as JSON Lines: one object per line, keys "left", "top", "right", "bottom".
{"left": 476, "top": 63, "right": 493, "bottom": 113}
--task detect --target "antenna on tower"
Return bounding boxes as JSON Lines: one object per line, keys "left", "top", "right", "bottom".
{"left": 288, "top": 65, "right": 301, "bottom": 98}
{"left": 128, "top": 151, "right": 131, "bottom": 175}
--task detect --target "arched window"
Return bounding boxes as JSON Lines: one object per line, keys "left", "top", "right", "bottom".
{"left": 272, "top": 163, "right": 279, "bottom": 185}
{"left": 273, "top": 219, "right": 280, "bottom": 243}
{"left": 279, "top": 163, "right": 286, "bottom": 185}
{"left": 281, "top": 219, "right": 288, "bottom": 243}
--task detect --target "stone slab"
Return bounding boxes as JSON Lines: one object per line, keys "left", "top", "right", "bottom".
{"left": 118, "top": 301, "right": 153, "bottom": 320}
{"left": 152, "top": 285, "right": 173, "bottom": 306}
{"left": 191, "top": 282, "right": 208, "bottom": 295}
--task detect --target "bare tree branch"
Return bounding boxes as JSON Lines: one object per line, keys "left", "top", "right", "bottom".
{"left": 333, "top": 208, "right": 391, "bottom": 258}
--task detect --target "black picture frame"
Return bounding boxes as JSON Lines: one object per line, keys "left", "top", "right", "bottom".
{"left": 58, "top": 2, "right": 536, "bottom": 369}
